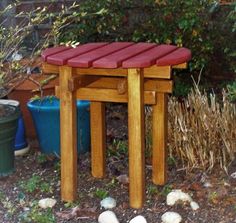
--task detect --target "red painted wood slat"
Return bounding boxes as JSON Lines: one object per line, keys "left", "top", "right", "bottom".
{"left": 67, "top": 42, "right": 134, "bottom": 68}
{"left": 122, "top": 45, "right": 178, "bottom": 68}
{"left": 42, "top": 46, "right": 71, "bottom": 61}
{"left": 156, "top": 47, "right": 191, "bottom": 66}
{"left": 46, "top": 43, "right": 109, "bottom": 65}
{"left": 93, "top": 43, "right": 156, "bottom": 68}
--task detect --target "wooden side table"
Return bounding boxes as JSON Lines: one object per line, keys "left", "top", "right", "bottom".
{"left": 42, "top": 42, "right": 191, "bottom": 208}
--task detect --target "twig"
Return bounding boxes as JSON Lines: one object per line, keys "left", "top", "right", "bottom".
{"left": 28, "top": 76, "right": 43, "bottom": 98}
{"left": 76, "top": 217, "right": 90, "bottom": 219}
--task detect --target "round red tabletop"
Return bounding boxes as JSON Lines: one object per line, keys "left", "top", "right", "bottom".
{"left": 42, "top": 42, "right": 191, "bottom": 69}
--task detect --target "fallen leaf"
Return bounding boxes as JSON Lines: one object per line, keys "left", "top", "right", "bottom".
{"left": 190, "top": 182, "right": 202, "bottom": 191}
{"left": 224, "top": 196, "right": 236, "bottom": 205}
{"left": 195, "top": 190, "right": 207, "bottom": 200}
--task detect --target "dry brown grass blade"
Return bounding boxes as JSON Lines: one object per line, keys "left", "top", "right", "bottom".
{"left": 167, "top": 86, "right": 236, "bottom": 172}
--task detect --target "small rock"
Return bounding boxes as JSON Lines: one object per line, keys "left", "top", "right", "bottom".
{"left": 23, "top": 207, "right": 30, "bottom": 211}
{"left": 129, "top": 215, "right": 147, "bottom": 223}
{"left": 224, "top": 182, "right": 230, "bottom": 187}
{"left": 100, "top": 197, "right": 117, "bottom": 209}
{"left": 38, "top": 198, "right": 57, "bottom": 209}
{"left": 190, "top": 201, "right": 200, "bottom": 210}
{"left": 230, "top": 172, "right": 236, "bottom": 179}
{"left": 161, "top": 211, "right": 182, "bottom": 223}
{"left": 166, "top": 190, "right": 192, "bottom": 206}
{"left": 116, "top": 174, "right": 129, "bottom": 184}
{"left": 11, "top": 51, "right": 23, "bottom": 61}
{"left": 98, "top": 210, "right": 119, "bottom": 223}
{"left": 203, "top": 182, "right": 213, "bottom": 188}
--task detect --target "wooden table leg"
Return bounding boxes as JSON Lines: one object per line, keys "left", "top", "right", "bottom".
{"left": 90, "top": 102, "right": 106, "bottom": 178}
{"left": 152, "top": 93, "right": 168, "bottom": 185}
{"left": 59, "top": 66, "right": 77, "bottom": 201}
{"left": 128, "top": 68, "right": 145, "bottom": 208}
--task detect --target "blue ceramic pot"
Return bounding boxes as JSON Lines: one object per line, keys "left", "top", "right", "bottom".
{"left": 27, "top": 96, "right": 90, "bottom": 156}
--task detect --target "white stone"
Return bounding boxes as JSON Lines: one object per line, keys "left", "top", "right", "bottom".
{"left": 100, "top": 197, "right": 117, "bottom": 209}
{"left": 11, "top": 51, "right": 23, "bottom": 61}
{"left": 38, "top": 198, "right": 56, "bottom": 209}
{"left": 98, "top": 210, "right": 120, "bottom": 223}
{"left": 23, "top": 207, "right": 30, "bottom": 211}
{"left": 161, "top": 211, "right": 182, "bottom": 223}
{"left": 203, "top": 182, "right": 213, "bottom": 188}
{"left": 190, "top": 201, "right": 200, "bottom": 210}
{"left": 230, "top": 172, "right": 236, "bottom": 179}
{"left": 166, "top": 190, "right": 192, "bottom": 206}
{"left": 129, "top": 215, "right": 147, "bottom": 223}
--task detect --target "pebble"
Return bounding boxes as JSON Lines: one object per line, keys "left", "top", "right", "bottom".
{"left": 100, "top": 197, "right": 117, "bottom": 209}
{"left": 98, "top": 210, "right": 120, "bottom": 223}
{"left": 166, "top": 189, "right": 192, "bottom": 206}
{"left": 116, "top": 174, "right": 129, "bottom": 184}
{"left": 190, "top": 201, "right": 200, "bottom": 210}
{"left": 203, "top": 182, "right": 213, "bottom": 188}
{"left": 224, "top": 182, "right": 230, "bottom": 187}
{"left": 129, "top": 215, "right": 147, "bottom": 223}
{"left": 161, "top": 211, "right": 182, "bottom": 223}
{"left": 11, "top": 51, "right": 23, "bottom": 61}
{"left": 23, "top": 207, "right": 30, "bottom": 211}
{"left": 230, "top": 172, "right": 236, "bottom": 179}
{"left": 38, "top": 198, "right": 57, "bottom": 209}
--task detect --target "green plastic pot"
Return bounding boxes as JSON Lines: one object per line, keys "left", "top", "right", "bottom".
{"left": 0, "top": 104, "right": 20, "bottom": 176}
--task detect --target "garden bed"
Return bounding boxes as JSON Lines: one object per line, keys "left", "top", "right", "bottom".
{"left": 0, "top": 103, "right": 236, "bottom": 223}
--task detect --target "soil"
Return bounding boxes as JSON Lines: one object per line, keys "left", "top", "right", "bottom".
{"left": 0, "top": 103, "right": 236, "bottom": 223}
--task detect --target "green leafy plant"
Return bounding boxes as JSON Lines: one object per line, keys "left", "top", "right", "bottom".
{"left": 107, "top": 139, "right": 128, "bottom": 157}
{"left": 94, "top": 188, "right": 108, "bottom": 199}
{"left": 56, "top": 0, "right": 236, "bottom": 80}
{"left": 208, "top": 191, "right": 218, "bottom": 204}
{"left": 0, "top": 190, "right": 16, "bottom": 216}
{"left": 36, "top": 153, "right": 48, "bottom": 164}
{"left": 0, "top": 189, "right": 4, "bottom": 201}
{"left": 19, "top": 174, "right": 53, "bottom": 193}
{"left": 173, "top": 77, "right": 192, "bottom": 97}
{"left": 64, "top": 200, "right": 80, "bottom": 208}
{"left": 19, "top": 201, "right": 55, "bottom": 223}
{"left": 105, "top": 178, "right": 117, "bottom": 189}
{"left": 227, "top": 81, "right": 236, "bottom": 102}
{"left": 1, "top": 198, "right": 16, "bottom": 216}
{"left": 159, "top": 184, "right": 173, "bottom": 197}
{"left": 147, "top": 184, "right": 158, "bottom": 197}
{"left": 20, "top": 175, "right": 41, "bottom": 193}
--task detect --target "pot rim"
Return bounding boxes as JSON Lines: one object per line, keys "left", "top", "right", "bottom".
{"left": 0, "top": 104, "right": 20, "bottom": 124}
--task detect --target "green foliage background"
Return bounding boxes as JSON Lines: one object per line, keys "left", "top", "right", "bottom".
{"left": 58, "top": 0, "right": 235, "bottom": 76}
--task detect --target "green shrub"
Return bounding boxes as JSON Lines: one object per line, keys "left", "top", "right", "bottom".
{"left": 227, "top": 81, "right": 236, "bottom": 102}
{"left": 58, "top": 0, "right": 235, "bottom": 75}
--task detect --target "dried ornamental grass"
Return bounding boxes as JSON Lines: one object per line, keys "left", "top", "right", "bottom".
{"left": 168, "top": 87, "right": 236, "bottom": 172}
